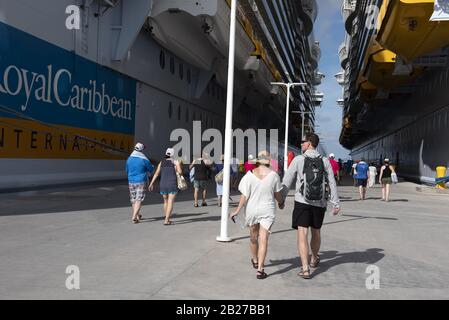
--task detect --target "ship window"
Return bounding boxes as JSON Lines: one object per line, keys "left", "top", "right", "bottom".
{"left": 185, "top": 108, "right": 189, "bottom": 123}
{"left": 170, "top": 57, "right": 175, "bottom": 75}
{"left": 179, "top": 63, "right": 184, "bottom": 80}
{"left": 160, "top": 50, "right": 165, "bottom": 69}
{"left": 187, "top": 69, "right": 191, "bottom": 84}
{"left": 168, "top": 102, "right": 173, "bottom": 119}
{"left": 178, "top": 105, "right": 181, "bottom": 121}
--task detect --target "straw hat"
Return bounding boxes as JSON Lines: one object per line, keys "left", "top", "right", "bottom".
{"left": 256, "top": 150, "right": 271, "bottom": 165}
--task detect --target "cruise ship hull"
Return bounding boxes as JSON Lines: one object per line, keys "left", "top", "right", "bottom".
{"left": 0, "top": 0, "right": 319, "bottom": 190}
{"left": 339, "top": 0, "right": 449, "bottom": 185}
{"left": 350, "top": 67, "right": 449, "bottom": 185}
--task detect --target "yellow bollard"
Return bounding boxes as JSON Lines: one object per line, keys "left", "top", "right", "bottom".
{"left": 436, "top": 166, "right": 447, "bottom": 189}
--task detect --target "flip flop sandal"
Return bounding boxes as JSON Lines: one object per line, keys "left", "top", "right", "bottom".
{"left": 298, "top": 268, "right": 312, "bottom": 279}
{"left": 310, "top": 256, "right": 320, "bottom": 268}
{"left": 251, "top": 258, "right": 259, "bottom": 269}
{"left": 256, "top": 269, "right": 268, "bottom": 279}
{"left": 163, "top": 221, "right": 173, "bottom": 225}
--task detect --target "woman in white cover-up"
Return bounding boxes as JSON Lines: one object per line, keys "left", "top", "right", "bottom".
{"left": 229, "top": 151, "right": 285, "bottom": 280}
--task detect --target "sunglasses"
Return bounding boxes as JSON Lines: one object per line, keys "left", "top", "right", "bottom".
{"left": 301, "top": 140, "right": 309, "bottom": 144}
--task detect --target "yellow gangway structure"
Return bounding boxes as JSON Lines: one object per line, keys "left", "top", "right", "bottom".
{"left": 377, "top": 0, "right": 449, "bottom": 63}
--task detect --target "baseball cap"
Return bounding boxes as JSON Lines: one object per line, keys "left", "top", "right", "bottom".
{"left": 134, "top": 142, "right": 145, "bottom": 151}
{"left": 165, "top": 148, "right": 174, "bottom": 157}
{"left": 329, "top": 153, "right": 335, "bottom": 158}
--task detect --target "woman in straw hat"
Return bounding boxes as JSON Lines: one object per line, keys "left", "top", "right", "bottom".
{"left": 229, "top": 151, "right": 285, "bottom": 279}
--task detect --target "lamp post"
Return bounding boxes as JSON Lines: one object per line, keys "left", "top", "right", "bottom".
{"left": 217, "top": 0, "right": 237, "bottom": 242}
{"left": 271, "top": 82, "right": 306, "bottom": 172}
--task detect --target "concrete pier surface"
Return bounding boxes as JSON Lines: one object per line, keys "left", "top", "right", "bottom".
{"left": 1, "top": 178, "right": 449, "bottom": 299}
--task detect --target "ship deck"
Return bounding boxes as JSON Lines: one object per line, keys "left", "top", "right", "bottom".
{"left": 1, "top": 177, "right": 448, "bottom": 299}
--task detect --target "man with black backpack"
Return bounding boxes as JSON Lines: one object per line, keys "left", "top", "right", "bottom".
{"left": 281, "top": 133, "right": 340, "bottom": 279}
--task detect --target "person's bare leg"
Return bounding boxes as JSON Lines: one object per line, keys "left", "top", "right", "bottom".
{"left": 386, "top": 184, "right": 391, "bottom": 202}
{"left": 132, "top": 201, "right": 142, "bottom": 221}
{"left": 249, "top": 224, "right": 260, "bottom": 265}
{"left": 310, "top": 228, "right": 321, "bottom": 265}
{"left": 218, "top": 195, "right": 222, "bottom": 206}
{"left": 166, "top": 194, "right": 176, "bottom": 222}
{"left": 202, "top": 188, "right": 207, "bottom": 203}
{"left": 131, "top": 202, "right": 135, "bottom": 220}
{"left": 359, "top": 186, "right": 363, "bottom": 200}
{"left": 297, "top": 227, "right": 310, "bottom": 271}
{"left": 363, "top": 187, "right": 366, "bottom": 200}
{"left": 257, "top": 226, "right": 270, "bottom": 272}
{"left": 381, "top": 184, "right": 386, "bottom": 200}
{"left": 194, "top": 188, "right": 199, "bottom": 205}
{"left": 162, "top": 194, "right": 168, "bottom": 218}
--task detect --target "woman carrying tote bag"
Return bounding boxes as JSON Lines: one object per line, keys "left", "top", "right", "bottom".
{"left": 149, "top": 148, "right": 183, "bottom": 225}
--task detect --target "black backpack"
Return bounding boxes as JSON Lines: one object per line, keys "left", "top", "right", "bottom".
{"left": 300, "top": 156, "right": 328, "bottom": 201}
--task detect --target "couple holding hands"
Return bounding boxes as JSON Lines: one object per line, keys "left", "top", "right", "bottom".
{"left": 229, "top": 133, "right": 340, "bottom": 280}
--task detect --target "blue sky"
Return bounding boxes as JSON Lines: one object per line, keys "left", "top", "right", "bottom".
{"left": 313, "top": 0, "right": 350, "bottom": 159}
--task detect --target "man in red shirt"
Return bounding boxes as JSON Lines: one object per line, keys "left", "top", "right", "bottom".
{"left": 329, "top": 153, "right": 340, "bottom": 184}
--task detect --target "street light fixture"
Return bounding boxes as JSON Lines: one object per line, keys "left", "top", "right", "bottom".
{"left": 271, "top": 82, "right": 307, "bottom": 172}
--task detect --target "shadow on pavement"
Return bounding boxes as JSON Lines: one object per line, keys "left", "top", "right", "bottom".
{"left": 0, "top": 181, "right": 240, "bottom": 217}
{"left": 267, "top": 248, "right": 385, "bottom": 278}
{"left": 324, "top": 214, "right": 399, "bottom": 225}
{"left": 310, "top": 248, "right": 385, "bottom": 278}
{"left": 341, "top": 197, "right": 408, "bottom": 202}
{"left": 139, "top": 212, "right": 209, "bottom": 224}
{"left": 341, "top": 214, "right": 398, "bottom": 221}
{"left": 231, "top": 212, "right": 398, "bottom": 241}
{"left": 172, "top": 215, "right": 222, "bottom": 225}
